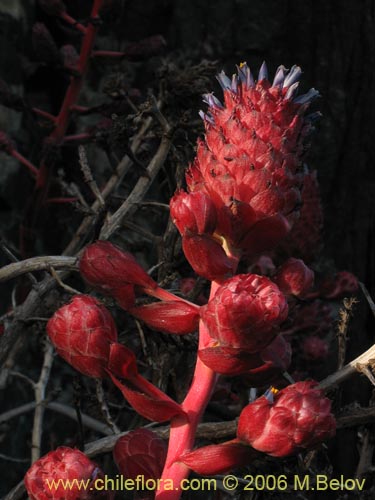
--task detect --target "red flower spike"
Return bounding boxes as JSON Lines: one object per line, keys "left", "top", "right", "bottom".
{"left": 113, "top": 429, "right": 167, "bottom": 483}
{"left": 79, "top": 241, "right": 157, "bottom": 308}
{"left": 182, "top": 233, "right": 234, "bottom": 281}
{"left": 170, "top": 190, "right": 217, "bottom": 236}
{"left": 180, "top": 440, "right": 258, "bottom": 475}
{"left": 186, "top": 63, "right": 319, "bottom": 257}
{"left": 107, "top": 371, "right": 185, "bottom": 422}
{"left": 24, "top": 447, "right": 108, "bottom": 500}
{"left": 47, "top": 295, "right": 120, "bottom": 378}
{"left": 130, "top": 301, "right": 200, "bottom": 335}
{"left": 237, "top": 381, "right": 336, "bottom": 457}
{"left": 201, "top": 274, "right": 288, "bottom": 351}
{"left": 273, "top": 258, "right": 314, "bottom": 297}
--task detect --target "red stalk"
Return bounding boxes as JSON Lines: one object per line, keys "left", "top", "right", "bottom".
{"left": 92, "top": 50, "right": 126, "bottom": 58}
{"left": 32, "top": 107, "right": 56, "bottom": 122}
{"left": 22, "top": 1, "right": 104, "bottom": 255}
{"left": 11, "top": 150, "right": 38, "bottom": 177}
{"left": 155, "top": 280, "right": 220, "bottom": 500}
{"left": 60, "top": 12, "right": 87, "bottom": 34}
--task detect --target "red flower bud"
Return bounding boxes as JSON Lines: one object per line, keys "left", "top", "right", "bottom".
{"left": 319, "top": 271, "right": 359, "bottom": 299}
{"left": 79, "top": 241, "right": 157, "bottom": 309}
{"left": 170, "top": 190, "right": 217, "bottom": 236}
{"left": 273, "top": 258, "right": 314, "bottom": 297}
{"left": 113, "top": 429, "right": 167, "bottom": 483}
{"left": 182, "top": 233, "right": 233, "bottom": 281}
{"left": 32, "top": 23, "right": 61, "bottom": 65}
{"left": 302, "top": 335, "right": 329, "bottom": 360}
{"left": 24, "top": 447, "right": 107, "bottom": 500}
{"left": 201, "top": 274, "right": 288, "bottom": 351}
{"left": 47, "top": 295, "right": 136, "bottom": 378}
{"left": 130, "top": 301, "right": 200, "bottom": 334}
{"left": 180, "top": 440, "right": 258, "bottom": 475}
{"left": 237, "top": 381, "right": 336, "bottom": 457}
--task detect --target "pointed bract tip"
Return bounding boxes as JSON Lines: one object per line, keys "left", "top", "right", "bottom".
{"left": 258, "top": 61, "right": 268, "bottom": 81}
{"left": 216, "top": 71, "right": 232, "bottom": 90}
{"left": 283, "top": 65, "right": 302, "bottom": 88}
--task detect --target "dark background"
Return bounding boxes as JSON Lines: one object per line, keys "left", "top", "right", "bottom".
{"left": 0, "top": 0, "right": 374, "bottom": 497}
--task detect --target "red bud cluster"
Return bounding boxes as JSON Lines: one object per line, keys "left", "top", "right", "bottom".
{"left": 47, "top": 295, "right": 136, "bottom": 378}
{"left": 25, "top": 447, "right": 107, "bottom": 500}
{"left": 237, "top": 381, "right": 336, "bottom": 457}
{"left": 201, "top": 273, "right": 288, "bottom": 351}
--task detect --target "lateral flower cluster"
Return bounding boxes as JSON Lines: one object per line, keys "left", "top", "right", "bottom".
{"left": 25, "top": 60, "right": 338, "bottom": 500}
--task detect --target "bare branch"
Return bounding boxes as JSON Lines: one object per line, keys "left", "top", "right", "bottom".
{"left": 100, "top": 131, "right": 172, "bottom": 239}
{"left": 31, "top": 342, "right": 54, "bottom": 463}
{"left": 0, "top": 256, "right": 78, "bottom": 283}
{"left": 0, "top": 401, "right": 113, "bottom": 435}
{"left": 319, "top": 342, "right": 375, "bottom": 391}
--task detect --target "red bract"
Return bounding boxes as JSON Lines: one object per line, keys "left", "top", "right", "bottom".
{"left": 113, "top": 429, "right": 167, "bottom": 482}
{"left": 79, "top": 241, "right": 157, "bottom": 309}
{"left": 201, "top": 274, "right": 288, "bottom": 351}
{"left": 182, "top": 233, "right": 234, "bottom": 281}
{"left": 47, "top": 295, "right": 136, "bottom": 378}
{"left": 199, "top": 333, "right": 291, "bottom": 380}
{"left": 273, "top": 258, "right": 314, "bottom": 297}
{"left": 186, "top": 63, "right": 319, "bottom": 258}
{"left": 237, "top": 381, "right": 336, "bottom": 457}
{"left": 24, "top": 447, "right": 107, "bottom": 500}
{"left": 130, "top": 301, "right": 200, "bottom": 334}
{"left": 181, "top": 440, "right": 258, "bottom": 475}
{"left": 170, "top": 190, "right": 217, "bottom": 236}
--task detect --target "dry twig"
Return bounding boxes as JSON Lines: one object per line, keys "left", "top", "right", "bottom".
{"left": 31, "top": 341, "right": 54, "bottom": 463}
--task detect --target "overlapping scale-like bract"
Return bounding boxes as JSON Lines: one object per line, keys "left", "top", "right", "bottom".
{"left": 237, "top": 381, "right": 336, "bottom": 457}
{"left": 185, "top": 63, "right": 319, "bottom": 260}
{"left": 25, "top": 447, "right": 107, "bottom": 500}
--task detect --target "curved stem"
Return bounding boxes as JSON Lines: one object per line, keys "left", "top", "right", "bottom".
{"left": 155, "top": 281, "right": 220, "bottom": 499}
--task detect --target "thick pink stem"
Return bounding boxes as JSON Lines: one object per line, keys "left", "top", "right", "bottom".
{"left": 155, "top": 281, "right": 220, "bottom": 500}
